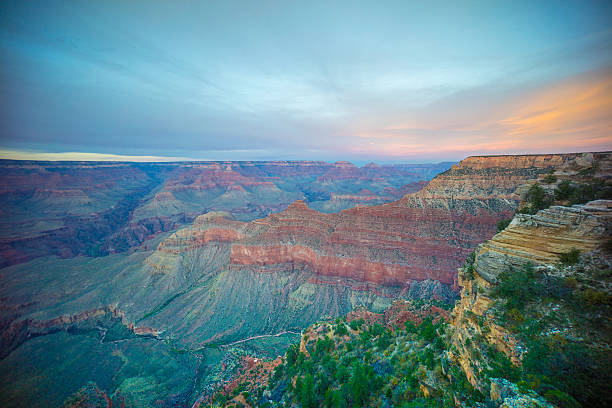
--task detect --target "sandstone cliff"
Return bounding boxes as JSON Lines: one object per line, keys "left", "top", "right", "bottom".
{"left": 450, "top": 197, "right": 611, "bottom": 406}
{"left": 113, "top": 153, "right": 604, "bottom": 352}
{"left": 2, "top": 153, "right": 609, "bottom": 408}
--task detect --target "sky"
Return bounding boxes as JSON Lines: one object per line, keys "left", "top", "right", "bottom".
{"left": 1, "top": 0, "right": 611, "bottom": 163}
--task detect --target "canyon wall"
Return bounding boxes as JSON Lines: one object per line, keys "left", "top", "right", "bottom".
{"left": 187, "top": 154, "right": 584, "bottom": 289}
{"left": 447, "top": 152, "right": 611, "bottom": 406}
{"left": 451, "top": 200, "right": 611, "bottom": 388}
{"left": 0, "top": 160, "right": 444, "bottom": 267}
{"left": 117, "top": 153, "right": 599, "bottom": 347}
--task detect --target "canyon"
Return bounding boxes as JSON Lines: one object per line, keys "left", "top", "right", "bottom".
{"left": 0, "top": 152, "right": 609, "bottom": 407}
{"left": 221, "top": 152, "right": 611, "bottom": 408}
{"left": 0, "top": 160, "right": 449, "bottom": 268}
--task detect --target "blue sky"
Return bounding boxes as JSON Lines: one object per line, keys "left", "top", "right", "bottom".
{"left": 1, "top": 0, "right": 611, "bottom": 162}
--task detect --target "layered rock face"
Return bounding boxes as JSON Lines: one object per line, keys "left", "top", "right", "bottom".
{"left": 109, "top": 153, "right": 591, "bottom": 348}
{"left": 1, "top": 153, "right": 567, "bottom": 355}
{"left": 475, "top": 200, "right": 611, "bottom": 282}
{"left": 206, "top": 154, "right": 584, "bottom": 289}
{"left": 1, "top": 153, "right": 608, "bottom": 408}
{"left": 450, "top": 199, "right": 612, "bottom": 391}
{"left": 0, "top": 160, "right": 444, "bottom": 268}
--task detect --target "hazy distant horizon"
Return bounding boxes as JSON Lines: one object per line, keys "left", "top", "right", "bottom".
{"left": 0, "top": 148, "right": 609, "bottom": 165}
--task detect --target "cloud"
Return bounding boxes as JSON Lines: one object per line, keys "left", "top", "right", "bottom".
{"left": 498, "top": 72, "right": 612, "bottom": 139}
{"left": 0, "top": 150, "right": 194, "bottom": 162}
{"left": 1, "top": 1, "right": 611, "bottom": 161}
{"left": 342, "top": 68, "right": 612, "bottom": 160}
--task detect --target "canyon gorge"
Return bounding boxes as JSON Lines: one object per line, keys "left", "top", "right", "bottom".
{"left": 0, "top": 152, "right": 609, "bottom": 407}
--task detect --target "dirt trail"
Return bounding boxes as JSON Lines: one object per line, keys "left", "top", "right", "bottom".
{"left": 220, "top": 330, "right": 300, "bottom": 348}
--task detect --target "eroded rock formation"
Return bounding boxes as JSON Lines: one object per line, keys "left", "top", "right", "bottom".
{"left": 450, "top": 199, "right": 612, "bottom": 391}
{"left": 0, "top": 160, "right": 444, "bottom": 267}
{"left": 159, "top": 154, "right": 588, "bottom": 292}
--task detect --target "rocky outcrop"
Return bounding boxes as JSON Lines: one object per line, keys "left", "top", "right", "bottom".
{"left": 158, "top": 212, "right": 244, "bottom": 253}
{"left": 450, "top": 199, "right": 612, "bottom": 392}
{"left": 475, "top": 200, "right": 611, "bottom": 282}
{"left": 0, "top": 305, "right": 161, "bottom": 359}
{"left": 344, "top": 300, "right": 449, "bottom": 329}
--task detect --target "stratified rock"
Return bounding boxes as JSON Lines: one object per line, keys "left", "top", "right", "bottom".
{"left": 0, "top": 160, "right": 445, "bottom": 267}
{"left": 450, "top": 198, "right": 611, "bottom": 392}
{"left": 216, "top": 154, "right": 595, "bottom": 289}
{"left": 475, "top": 200, "right": 611, "bottom": 282}
{"left": 120, "top": 153, "right": 606, "bottom": 348}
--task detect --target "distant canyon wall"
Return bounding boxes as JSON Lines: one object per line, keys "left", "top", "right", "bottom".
{"left": 0, "top": 160, "right": 449, "bottom": 267}
{"left": 164, "top": 154, "right": 586, "bottom": 290}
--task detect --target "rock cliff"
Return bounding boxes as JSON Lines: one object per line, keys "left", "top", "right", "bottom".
{"left": 2, "top": 153, "right": 609, "bottom": 408}
{"left": 182, "top": 153, "right": 585, "bottom": 291}
{"left": 114, "top": 152, "right": 601, "bottom": 351}
{"left": 450, "top": 195, "right": 611, "bottom": 406}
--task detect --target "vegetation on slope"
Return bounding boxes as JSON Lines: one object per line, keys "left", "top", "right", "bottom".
{"left": 207, "top": 301, "right": 485, "bottom": 408}
{"left": 207, "top": 235, "right": 611, "bottom": 408}
{"left": 518, "top": 168, "right": 612, "bottom": 215}
{"left": 488, "top": 261, "right": 612, "bottom": 408}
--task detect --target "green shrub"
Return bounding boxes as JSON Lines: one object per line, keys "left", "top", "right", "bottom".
{"left": 335, "top": 322, "right": 348, "bottom": 336}
{"left": 543, "top": 170, "right": 557, "bottom": 184}
{"left": 349, "top": 318, "right": 365, "bottom": 331}
{"left": 523, "top": 184, "right": 552, "bottom": 214}
{"left": 559, "top": 248, "right": 580, "bottom": 265}
{"left": 555, "top": 180, "right": 609, "bottom": 205}
{"left": 419, "top": 318, "right": 437, "bottom": 342}
{"left": 555, "top": 180, "right": 574, "bottom": 201}
{"left": 543, "top": 390, "right": 581, "bottom": 408}
{"left": 464, "top": 264, "right": 475, "bottom": 280}
{"left": 286, "top": 343, "right": 299, "bottom": 366}
{"left": 575, "top": 288, "right": 611, "bottom": 306}
{"left": 486, "top": 348, "right": 520, "bottom": 382}
{"left": 496, "top": 218, "right": 511, "bottom": 232}
{"left": 507, "top": 307, "right": 525, "bottom": 324}
{"left": 491, "top": 264, "right": 540, "bottom": 312}
{"left": 404, "top": 321, "right": 417, "bottom": 333}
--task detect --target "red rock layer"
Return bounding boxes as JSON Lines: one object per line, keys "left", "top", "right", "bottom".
{"left": 163, "top": 165, "right": 277, "bottom": 192}
{"left": 158, "top": 213, "right": 244, "bottom": 253}
{"left": 230, "top": 243, "right": 455, "bottom": 285}
{"left": 383, "top": 301, "right": 449, "bottom": 327}
{"left": 196, "top": 154, "right": 584, "bottom": 288}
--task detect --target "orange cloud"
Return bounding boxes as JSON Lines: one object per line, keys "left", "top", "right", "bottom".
{"left": 499, "top": 73, "right": 612, "bottom": 141}
{"left": 346, "top": 69, "right": 612, "bottom": 158}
